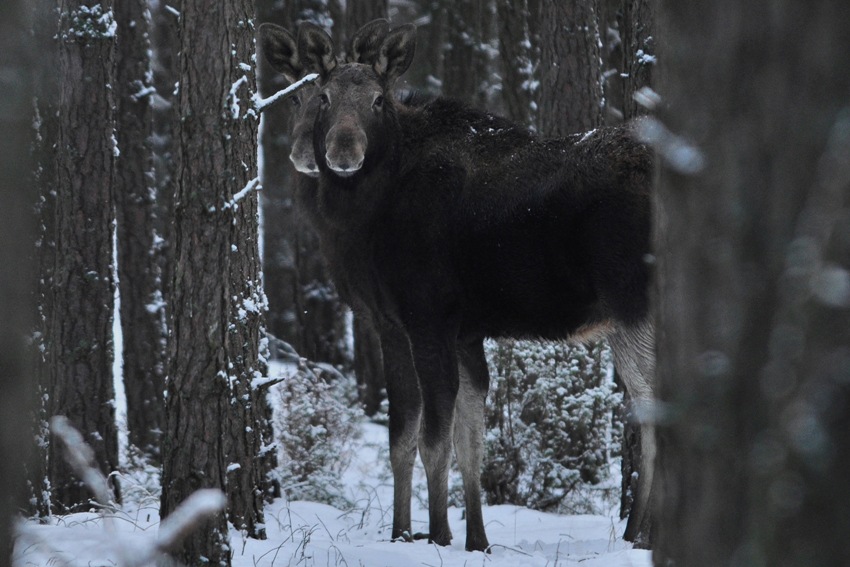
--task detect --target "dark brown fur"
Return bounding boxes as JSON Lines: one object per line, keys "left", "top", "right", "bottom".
{"left": 260, "top": 21, "right": 656, "bottom": 552}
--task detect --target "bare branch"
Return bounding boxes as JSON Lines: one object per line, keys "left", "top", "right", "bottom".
{"left": 252, "top": 73, "right": 319, "bottom": 114}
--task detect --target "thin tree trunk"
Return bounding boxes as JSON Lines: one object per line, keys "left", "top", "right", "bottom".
{"left": 496, "top": 0, "right": 538, "bottom": 127}
{"left": 1, "top": 0, "right": 35, "bottom": 560}
{"left": 160, "top": 0, "right": 267, "bottom": 562}
{"left": 149, "top": 0, "right": 178, "bottom": 315}
{"left": 440, "top": 0, "right": 489, "bottom": 108}
{"left": 621, "top": 0, "right": 654, "bottom": 120}
{"left": 41, "top": 0, "right": 120, "bottom": 512}
{"left": 538, "top": 0, "right": 603, "bottom": 136}
{"left": 655, "top": 1, "right": 850, "bottom": 564}
{"left": 115, "top": 0, "right": 166, "bottom": 463}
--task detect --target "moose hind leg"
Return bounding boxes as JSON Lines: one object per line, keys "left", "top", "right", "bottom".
{"left": 608, "top": 318, "right": 656, "bottom": 546}
{"left": 454, "top": 340, "right": 491, "bottom": 552}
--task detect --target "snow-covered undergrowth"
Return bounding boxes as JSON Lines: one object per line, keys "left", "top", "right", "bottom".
{"left": 15, "top": 354, "right": 647, "bottom": 567}
{"left": 14, "top": 420, "right": 649, "bottom": 567}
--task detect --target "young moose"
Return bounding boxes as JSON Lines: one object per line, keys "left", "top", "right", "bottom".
{"left": 260, "top": 21, "right": 656, "bottom": 551}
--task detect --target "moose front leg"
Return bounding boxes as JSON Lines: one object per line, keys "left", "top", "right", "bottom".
{"left": 407, "top": 328, "right": 459, "bottom": 547}
{"left": 379, "top": 324, "right": 422, "bottom": 543}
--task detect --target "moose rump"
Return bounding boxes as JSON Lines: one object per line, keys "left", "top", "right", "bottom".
{"left": 260, "top": 19, "right": 656, "bottom": 552}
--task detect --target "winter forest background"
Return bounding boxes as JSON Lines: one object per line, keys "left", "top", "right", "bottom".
{"left": 2, "top": 0, "right": 849, "bottom": 566}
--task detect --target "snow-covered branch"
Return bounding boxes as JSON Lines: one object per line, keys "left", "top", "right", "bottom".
{"left": 252, "top": 73, "right": 319, "bottom": 114}
{"left": 224, "top": 176, "right": 261, "bottom": 209}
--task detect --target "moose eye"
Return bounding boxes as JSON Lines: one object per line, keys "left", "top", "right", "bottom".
{"left": 372, "top": 94, "right": 384, "bottom": 109}
{"left": 319, "top": 92, "right": 330, "bottom": 106}
{"left": 289, "top": 95, "right": 301, "bottom": 108}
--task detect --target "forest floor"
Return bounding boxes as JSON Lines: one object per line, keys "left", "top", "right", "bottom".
{"left": 14, "top": 420, "right": 650, "bottom": 567}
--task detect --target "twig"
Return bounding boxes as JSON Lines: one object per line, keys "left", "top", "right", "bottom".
{"left": 252, "top": 73, "right": 319, "bottom": 114}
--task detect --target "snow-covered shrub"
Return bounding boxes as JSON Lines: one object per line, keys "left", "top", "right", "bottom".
{"left": 272, "top": 363, "right": 362, "bottom": 508}
{"left": 479, "top": 339, "right": 623, "bottom": 514}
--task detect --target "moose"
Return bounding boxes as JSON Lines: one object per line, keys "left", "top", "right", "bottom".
{"left": 259, "top": 20, "right": 656, "bottom": 551}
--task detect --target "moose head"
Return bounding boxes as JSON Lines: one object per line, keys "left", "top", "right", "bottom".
{"left": 259, "top": 19, "right": 403, "bottom": 178}
{"left": 295, "top": 22, "right": 416, "bottom": 177}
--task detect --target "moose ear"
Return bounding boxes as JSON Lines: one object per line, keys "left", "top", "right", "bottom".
{"left": 374, "top": 24, "right": 416, "bottom": 84}
{"left": 347, "top": 19, "right": 390, "bottom": 64}
{"left": 298, "top": 22, "right": 337, "bottom": 77}
{"left": 259, "top": 23, "right": 302, "bottom": 82}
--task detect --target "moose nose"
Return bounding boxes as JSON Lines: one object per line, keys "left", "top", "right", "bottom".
{"left": 325, "top": 155, "right": 364, "bottom": 177}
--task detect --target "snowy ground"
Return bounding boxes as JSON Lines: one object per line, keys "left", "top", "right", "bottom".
{"left": 14, "top": 421, "right": 650, "bottom": 567}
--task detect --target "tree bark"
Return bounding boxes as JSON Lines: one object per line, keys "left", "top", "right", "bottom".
{"left": 38, "top": 0, "right": 120, "bottom": 512}
{"left": 496, "top": 0, "right": 539, "bottom": 127}
{"left": 621, "top": 0, "right": 654, "bottom": 120}
{"left": 159, "top": 1, "right": 267, "bottom": 563}
{"left": 440, "top": 0, "right": 490, "bottom": 109}
{"left": 655, "top": 1, "right": 850, "bottom": 564}
{"left": 114, "top": 0, "right": 166, "bottom": 463}
{"left": 538, "top": 0, "right": 604, "bottom": 137}
{"left": 149, "top": 0, "right": 179, "bottom": 315}
{"left": 1, "top": 0, "right": 35, "bottom": 560}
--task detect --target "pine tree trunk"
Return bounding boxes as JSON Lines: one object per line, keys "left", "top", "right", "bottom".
{"left": 1, "top": 0, "right": 35, "bottom": 560}
{"left": 621, "top": 0, "right": 654, "bottom": 120}
{"left": 655, "top": 1, "right": 850, "bottom": 564}
{"left": 114, "top": 0, "right": 166, "bottom": 463}
{"left": 440, "top": 0, "right": 489, "bottom": 108}
{"left": 29, "top": 0, "right": 60, "bottom": 519}
{"left": 496, "top": 0, "right": 538, "bottom": 127}
{"left": 538, "top": 0, "right": 603, "bottom": 136}
{"left": 159, "top": 1, "right": 267, "bottom": 562}
{"left": 597, "top": 0, "right": 624, "bottom": 123}
{"left": 149, "top": 0, "right": 178, "bottom": 315}
{"left": 39, "top": 0, "right": 120, "bottom": 512}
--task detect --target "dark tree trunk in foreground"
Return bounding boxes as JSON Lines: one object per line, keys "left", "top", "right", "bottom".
{"left": 115, "top": 0, "right": 166, "bottom": 463}
{"left": 1, "top": 0, "right": 35, "bottom": 561}
{"left": 538, "top": 0, "right": 604, "bottom": 137}
{"left": 655, "top": 1, "right": 850, "bottom": 565}
{"left": 160, "top": 1, "right": 267, "bottom": 563}
{"left": 38, "top": 0, "right": 120, "bottom": 512}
